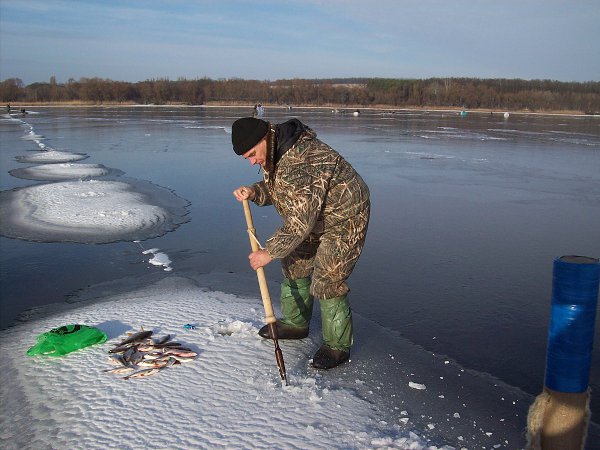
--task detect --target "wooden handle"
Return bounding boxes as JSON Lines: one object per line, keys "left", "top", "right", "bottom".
{"left": 242, "top": 200, "right": 276, "bottom": 324}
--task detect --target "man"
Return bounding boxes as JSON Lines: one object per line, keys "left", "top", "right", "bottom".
{"left": 232, "top": 116, "right": 370, "bottom": 369}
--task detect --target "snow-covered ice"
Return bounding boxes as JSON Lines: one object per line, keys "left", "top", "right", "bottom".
{"left": 9, "top": 163, "right": 116, "bottom": 181}
{"left": 0, "top": 277, "right": 458, "bottom": 450}
{"left": 142, "top": 247, "right": 173, "bottom": 272}
{"left": 0, "top": 180, "right": 187, "bottom": 243}
{"left": 15, "top": 149, "right": 89, "bottom": 163}
{"left": 2, "top": 118, "right": 189, "bottom": 244}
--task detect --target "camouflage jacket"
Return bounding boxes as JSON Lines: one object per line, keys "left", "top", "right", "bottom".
{"left": 252, "top": 127, "right": 370, "bottom": 259}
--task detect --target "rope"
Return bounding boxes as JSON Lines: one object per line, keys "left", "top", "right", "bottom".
{"left": 247, "top": 229, "right": 265, "bottom": 250}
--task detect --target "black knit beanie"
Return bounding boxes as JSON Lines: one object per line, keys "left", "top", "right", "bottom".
{"left": 231, "top": 117, "right": 269, "bottom": 155}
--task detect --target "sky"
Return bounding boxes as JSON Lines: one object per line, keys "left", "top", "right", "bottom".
{"left": 0, "top": 1, "right": 599, "bottom": 85}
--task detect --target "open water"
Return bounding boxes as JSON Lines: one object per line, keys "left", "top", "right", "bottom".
{"left": 1, "top": 106, "right": 599, "bottom": 444}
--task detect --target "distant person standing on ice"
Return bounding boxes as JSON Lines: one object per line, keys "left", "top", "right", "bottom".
{"left": 231, "top": 117, "right": 370, "bottom": 369}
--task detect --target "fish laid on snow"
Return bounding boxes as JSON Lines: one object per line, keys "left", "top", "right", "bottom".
{"left": 169, "top": 355, "right": 196, "bottom": 363}
{"left": 122, "top": 346, "right": 137, "bottom": 363}
{"left": 163, "top": 357, "right": 177, "bottom": 368}
{"left": 138, "top": 357, "right": 178, "bottom": 368}
{"left": 142, "top": 351, "right": 164, "bottom": 360}
{"left": 128, "top": 351, "right": 144, "bottom": 366}
{"left": 105, "top": 328, "right": 197, "bottom": 379}
{"left": 104, "top": 366, "right": 136, "bottom": 374}
{"left": 152, "top": 334, "right": 171, "bottom": 345}
{"left": 148, "top": 342, "right": 183, "bottom": 349}
{"left": 123, "top": 368, "right": 162, "bottom": 379}
{"left": 107, "top": 355, "right": 126, "bottom": 366}
{"left": 109, "top": 343, "right": 139, "bottom": 354}
{"left": 137, "top": 360, "right": 162, "bottom": 368}
{"left": 115, "top": 330, "right": 153, "bottom": 347}
{"left": 164, "top": 349, "right": 197, "bottom": 358}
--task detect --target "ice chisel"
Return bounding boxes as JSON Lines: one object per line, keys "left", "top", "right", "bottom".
{"left": 242, "top": 199, "right": 288, "bottom": 386}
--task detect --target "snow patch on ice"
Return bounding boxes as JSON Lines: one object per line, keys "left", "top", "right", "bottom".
{"left": 142, "top": 248, "right": 173, "bottom": 271}
{"left": 16, "top": 150, "right": 89, "bottom": 163}
{"left": 3, "top": 117, "right": 189, "bottom": 244}
{"left": 0, "top": 180, "right": 187, "bottom": 243}
{"left": 9, "top": 163, "right": 117, "bottom": 181}
{"left": 0, "top": 277, "right": 454, "bottom": 450}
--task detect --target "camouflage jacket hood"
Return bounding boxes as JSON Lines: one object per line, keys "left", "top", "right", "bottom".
{"left": 262, "top": 118, "right": 308, "bottom": 174}
{"left": 252, "top": 121, "right": 370, "bottom": 259}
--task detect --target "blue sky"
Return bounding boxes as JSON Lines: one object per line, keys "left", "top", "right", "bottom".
{"left": 1, "top": 0, "right": 599, "bottom": 84}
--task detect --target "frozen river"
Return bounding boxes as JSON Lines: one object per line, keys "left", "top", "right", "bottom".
{"left": 1, "top": 106, "right": 599, "bottom": 447}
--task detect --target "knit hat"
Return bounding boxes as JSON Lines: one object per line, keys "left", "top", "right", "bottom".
{"left": 231, "top": 117, "right": 269, "bottom": 155}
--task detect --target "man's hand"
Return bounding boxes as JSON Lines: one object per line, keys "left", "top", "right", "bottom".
{"left": 233, "top": 186, "right": 255, "bottom": 202}
{"left": 249, "top": 249, "right": 272, "bottom": 270}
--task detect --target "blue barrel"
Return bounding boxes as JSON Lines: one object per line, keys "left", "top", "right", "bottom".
{"left": 545, "top": 255, "right": 600, "bottom": 392}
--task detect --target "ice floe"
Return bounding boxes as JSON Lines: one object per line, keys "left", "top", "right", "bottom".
{"left": 16, "top": 150, "right": 89, "bottom": 163}
{"left": 9, "top": 163, "right": 120, "bottom": 181}
{"left": 142, "top": 248, "right": 173, "bottom": 272}
{"left": 0, "top": 180, "right": 188, "bottom": 244}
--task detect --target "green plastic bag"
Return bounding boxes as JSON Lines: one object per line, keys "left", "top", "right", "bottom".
{"left": 27, "top": 324, "right": 107, "bottom": 356}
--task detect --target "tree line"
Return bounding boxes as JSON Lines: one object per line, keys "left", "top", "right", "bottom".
{"left": 1, "top": 76, "right": 599, "bottom": 113}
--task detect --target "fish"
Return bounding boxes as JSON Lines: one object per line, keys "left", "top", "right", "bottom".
{"left": 107, "top": 355, "right": 125, "bottom": 365}
{"left": 150, "top": 342, "right": 183, "bottom": 349}
{"left": 136, "top": 342, "right": 181, "bottom": 352}
{"left": 151, "top": 354, "right": 176, "bottom": 364}
{"left": 152, "top": 334, "right": 171, "bottom": 345}
{"left": 138, "top": 357, "right": 177, "bottom": 368}
{"left": 122, "top": 346, "right": 138, "bottom": 363}
{"left": 169, "top": 355, "right": 196, "bottom": 363}
{"left": 129, "top": 351, "right": 144, "bottom": 366}
{"left": 159, "top": 346, "right": 192, "bottom": 354}
{"left": 142, "top": 351, "right": 165, "bottom": 360}
{"left": 115, "top": 330, "right": 153, "bottom": 347}
{"left": 109, "top": 344, "right": 137, "bottom": 354}
{"left": 104, "top": 327, "right": 195, "bottom": 379}
{"left": 137, "top": 359, "right": 162, "bottom": 368}
{"left": 163, "top": 357, "right": 177, "bottom": 368}
{"left": 123, "top": 368, "right": 161, "bottom": 379}
{"left": 137, "top": 345, "right": 157, "bottom": 352}
{"left": 155, "top": 355, "right": 177, "bottom": 364}
{"left": 164, "top": 349, "right": 197, "bottom": 358}
{"left": 104, "top": 366, "right": 135, "bottom": 374}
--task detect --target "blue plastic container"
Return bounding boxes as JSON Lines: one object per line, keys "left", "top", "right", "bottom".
{"left": 545, "top": 255, "right": 600, "bottom": 393}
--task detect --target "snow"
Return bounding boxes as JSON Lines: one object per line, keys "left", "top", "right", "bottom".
{"left": 16, "top": 149, "right": 89, "bottom": 163}
{"left": 142, "top": 247, "right": 173, "bottom": 272}
{"left": 0, "top": 180, "right": 177, "bottom": 243}
{"left": 9, "top": 163, "right": 112, "bottom": 181}
{"left": 0, "top": 277, "right": 456, "bottom": 450}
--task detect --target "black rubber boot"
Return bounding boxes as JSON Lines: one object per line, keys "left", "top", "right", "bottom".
{"left": 258, "top": 321, "right": 309, "bottom": 340}
{"left": 311, "top": 344, "right": 350, "bottom": 370}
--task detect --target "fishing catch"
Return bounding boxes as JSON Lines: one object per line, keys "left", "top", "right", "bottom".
{"left": 104, "top": 328, "right": 198, "bottom": 380}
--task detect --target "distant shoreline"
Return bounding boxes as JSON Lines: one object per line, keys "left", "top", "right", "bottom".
{"left": 5, "top": 101, "right": 598, "bottom": 117}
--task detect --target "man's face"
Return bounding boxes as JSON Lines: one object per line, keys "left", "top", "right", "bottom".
{"left": 242, "top": 137, "right": 267, "bottom": 167}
